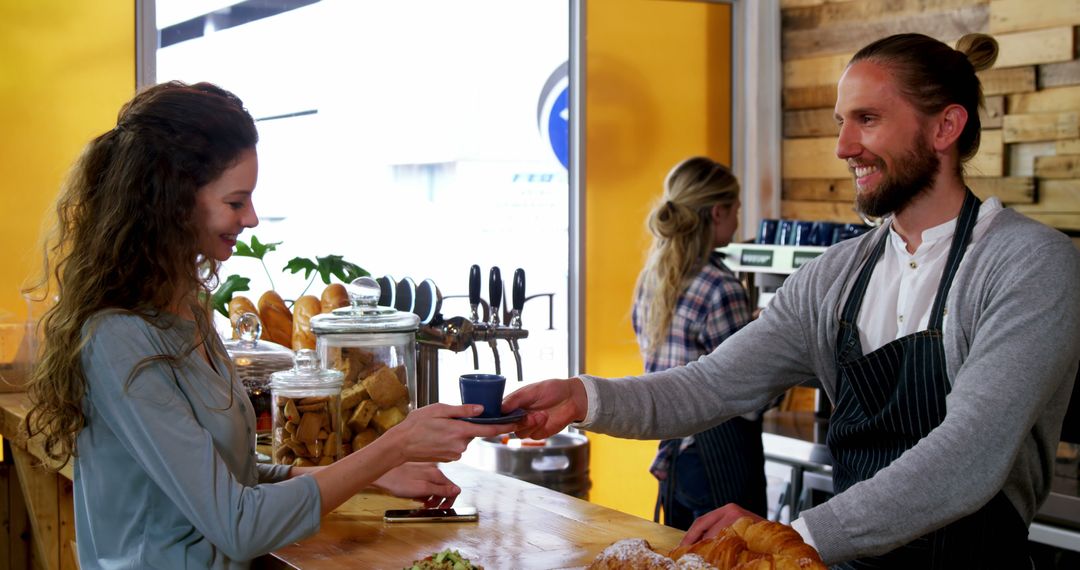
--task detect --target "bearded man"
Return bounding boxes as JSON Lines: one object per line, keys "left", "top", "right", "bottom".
{"left": 503, "top": 33, "right": 1080, "bottom": 568}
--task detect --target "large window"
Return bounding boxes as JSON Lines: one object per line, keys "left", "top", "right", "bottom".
{"left": 151, "top": 0, "right": 572, "bottom": 403}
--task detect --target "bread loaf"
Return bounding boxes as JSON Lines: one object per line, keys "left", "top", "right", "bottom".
{"left": 292, "top": 295, "right": 321, "bottom": 351}
{"left": 257, "top": 290, "right": 292, "bottom": 347}
{"left": 228, "top": 296, "right": 258, "bottom": 338}
{"left": 321, "top": 283, "right": 348, "bottom": 313}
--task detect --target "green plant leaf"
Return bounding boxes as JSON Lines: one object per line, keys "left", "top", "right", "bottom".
{"left": 316, "top": 255, "right": 369, "bottom": 284}
{"left": 233, "top": 235, "right": 281, "bottom": 260}
{"left": 283, "top": 257, "right": 319, "bottom": 280}
{"left": 283, "top": 255, "right": 368, "bottom": 285}
{"left": 210, "top": 275, "right": 251, "bottom": 317}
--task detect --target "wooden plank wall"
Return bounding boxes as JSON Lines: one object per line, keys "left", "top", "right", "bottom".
{"left": 779, "top": 0, "right": 1080, "bottom": 232}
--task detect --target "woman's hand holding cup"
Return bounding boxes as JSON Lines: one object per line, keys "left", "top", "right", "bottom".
{"left": 384, "top": 403, "right": 514, "bottom": 464}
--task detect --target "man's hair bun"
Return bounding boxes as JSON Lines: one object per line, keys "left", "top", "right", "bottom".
{"left": 955, "top": 33, "right": 999, "bottom": 72}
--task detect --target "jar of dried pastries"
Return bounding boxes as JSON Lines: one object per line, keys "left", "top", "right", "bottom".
{"left": 222, "top": 312, "right": 295, "bottom": 440}
{"left": 269, "top": 349, "right": 344, "bottom": 466}
{"left": 309, "top": 277, "right": 419, "bottom": 456}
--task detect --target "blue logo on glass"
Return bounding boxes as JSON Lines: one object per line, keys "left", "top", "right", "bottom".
{"left": 538, "top": 62, "right": 569, "bottom": 170}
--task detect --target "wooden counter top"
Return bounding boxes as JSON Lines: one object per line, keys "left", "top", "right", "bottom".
{"left": 0, "top": 392, "right": 681, "bottom": 569}
{"left": 260, "top": 461, "right": 683, "bottom": 569}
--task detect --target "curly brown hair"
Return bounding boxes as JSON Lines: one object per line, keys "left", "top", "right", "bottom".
{"left": 23, "top": 81, "right": 258, "bottom": 467}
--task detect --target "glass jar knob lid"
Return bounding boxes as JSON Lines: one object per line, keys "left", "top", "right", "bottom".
{"left": 236, "top": 312, "right": 262, "bottom": 345}
{"left": 293, "top": 348, "right": 320, "bottom": 371}
{"left": 346, "top": 276, "right": 382, "bottom": 308}
{"left": 270, "top": 348, "right": 344, "bottom": 388}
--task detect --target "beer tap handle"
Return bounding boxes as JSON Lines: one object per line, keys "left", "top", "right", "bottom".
{"left": 487, "top": 267, "right": 503, "bottom": 373}
{"left": 510, "top": 268, "right": 525, "bottom": 328}
{"left": 469, "top": 264, "right": 481, "bottom": 323}
{"left": 488, "top": 267, "right": 502, "bottom": 326}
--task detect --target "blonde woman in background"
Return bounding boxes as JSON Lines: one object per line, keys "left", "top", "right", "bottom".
{"left": 632, "top": 157, "right": 766, "bottom": 529}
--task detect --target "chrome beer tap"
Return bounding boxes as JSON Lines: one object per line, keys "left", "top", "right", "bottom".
{"left": 467, "top": 266, "right": 528, "bottom": 382}
{"left": 507, "top": 269, "right": 526, "bottom": 382}
{"left": 414, "top": 265, "right": 531, "bottom": 404}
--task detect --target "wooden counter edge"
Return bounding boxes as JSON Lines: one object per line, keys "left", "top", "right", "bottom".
{"left": 0, "top": 392, "right": 79, "bottom": 569}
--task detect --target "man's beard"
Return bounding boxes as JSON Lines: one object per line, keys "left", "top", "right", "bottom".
{"left": 854, "top": 133, "right": 940, "bottom": 218}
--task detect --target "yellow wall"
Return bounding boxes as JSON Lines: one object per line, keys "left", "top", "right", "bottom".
{"left": 584, "top": 0, "right": 731, "bottom": 519}
{"left": 0, "top": 0, "right": 135, "bottom": 325}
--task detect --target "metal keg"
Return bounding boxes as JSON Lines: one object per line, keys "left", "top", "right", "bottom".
{"left": 464, "top": 432, "right": 591, "bottom": 500}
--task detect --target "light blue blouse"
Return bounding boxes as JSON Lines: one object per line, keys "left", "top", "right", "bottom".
{"left": 74, "top": 313, "right": 321, "bottom": 568}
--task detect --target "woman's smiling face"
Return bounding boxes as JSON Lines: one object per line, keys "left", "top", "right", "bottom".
{"left": 193, "top": 148, "right": 259, "bottom": 262}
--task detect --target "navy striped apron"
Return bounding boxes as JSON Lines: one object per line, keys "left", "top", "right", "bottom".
{"left": 827, "top": 189, "right": 1030, "bottom": 568}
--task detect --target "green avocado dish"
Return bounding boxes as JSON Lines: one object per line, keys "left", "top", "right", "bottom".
{"left": 405, "top": 549, "right": 483, "bottom": 570}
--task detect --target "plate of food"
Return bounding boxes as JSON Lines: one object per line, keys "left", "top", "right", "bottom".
{"left": 405, "top": 548, "right": 483, "bottom": 570}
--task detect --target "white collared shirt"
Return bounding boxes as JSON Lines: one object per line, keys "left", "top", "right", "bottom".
{"left": 857, "top": 197, "right": 1003, "bottom": 353}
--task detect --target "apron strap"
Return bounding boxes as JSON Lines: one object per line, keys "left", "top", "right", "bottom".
{"left": 835, "top": 229, "right": 890, "bottom": 362}
{"left": 928, "top": 189, "right": 982, "bottom": 329}
{"left": 839, "top": 230, "right": 891, "bottom": 326}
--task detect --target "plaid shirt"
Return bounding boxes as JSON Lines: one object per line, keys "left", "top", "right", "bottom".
{"left": 633, "top": 252, "right": 751, "bottom": 372}
{"left": 632, "top": 251, "right": 752, "bottom": 479}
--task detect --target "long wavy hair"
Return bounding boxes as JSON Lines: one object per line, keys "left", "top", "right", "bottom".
{"left": 850, "top": 33, "right": 998, "bottom": 174}
{"left": 24, "top": 81, "right": 258, "bottom": 467}
{"left": 635, "top": 157, "right": 740, "bottom": 358}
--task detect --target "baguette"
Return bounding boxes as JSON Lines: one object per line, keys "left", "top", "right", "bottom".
{"left": 257, "top": 290, "right": 292, "bottom": 347}
{"left": 228, "top": 296, "right": 259, "bottom": 339}
{"left": 321, "top": 283, "right": 349, "bottom": 313}
{"left": 292, "top": 295, "right": 321, "bottom": 350}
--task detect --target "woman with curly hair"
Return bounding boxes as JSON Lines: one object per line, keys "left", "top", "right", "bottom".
{"left": 24, "top": 81, "right": 512, "bottom": 569}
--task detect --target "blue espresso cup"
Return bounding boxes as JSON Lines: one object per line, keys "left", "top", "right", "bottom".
{"left": 459, "top": 373, "right": 506, "bottom": 418}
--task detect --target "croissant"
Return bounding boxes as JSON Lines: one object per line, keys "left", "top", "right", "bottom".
{"left": 591, "top": 518, "right": 824, "bottom": 570}
{"left": 669, "top": 518, "right": 824, "bottom": 570}
{"left": 728, "top": 518, "right": 820, "bottom": 562}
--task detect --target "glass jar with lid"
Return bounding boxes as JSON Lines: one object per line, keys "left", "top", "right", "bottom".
{"left": 309, "top": 277, "right": 419, "bottom": 455}
{"left": 269, "top": 349, "right": 344, "bottom": 466}
{"left": 222, "top": 312, "right": 294, "bottom": 439}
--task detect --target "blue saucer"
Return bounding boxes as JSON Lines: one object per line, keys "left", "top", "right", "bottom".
{"left": 457, "top": 408, "right": 527, "bottom": 424}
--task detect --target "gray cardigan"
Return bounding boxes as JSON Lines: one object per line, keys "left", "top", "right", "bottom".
{"left": 579, "top": 208, "right": 1080, "bottom": 564}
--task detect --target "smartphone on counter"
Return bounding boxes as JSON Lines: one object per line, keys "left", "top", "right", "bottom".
{"left": 383, "top": 506, "right": 479, "bottom": 523}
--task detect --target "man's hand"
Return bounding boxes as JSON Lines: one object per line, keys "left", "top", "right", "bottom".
{"left": 501, "top": 378, "right": 588, "bottom": 440}
{"left": 680, "top": 503, "right": 765, "bottom": 546}
{"left": 372, "top": 462, "right": 460, "bottom": 509}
